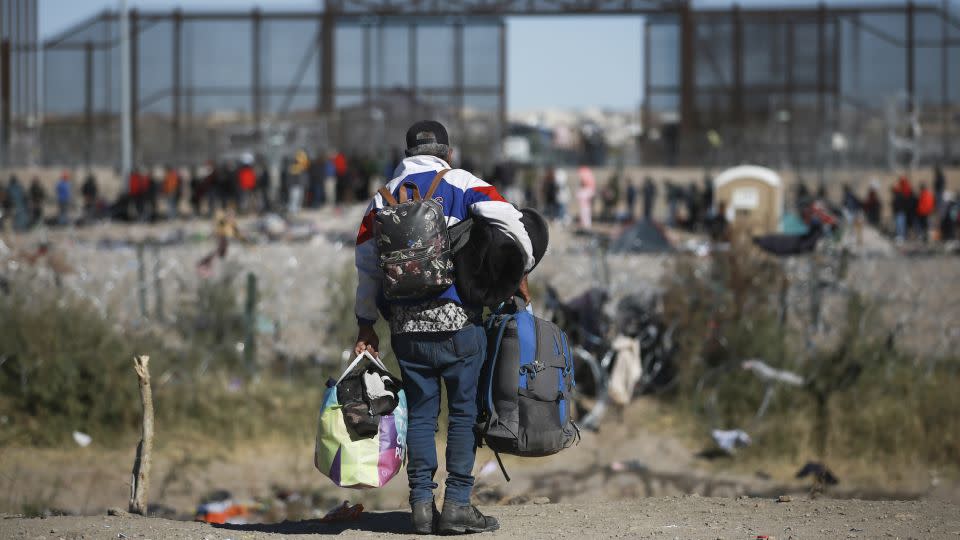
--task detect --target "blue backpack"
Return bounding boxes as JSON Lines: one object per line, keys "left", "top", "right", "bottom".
{"left": 476, "top": 298, "right": 580, "bottom": 480}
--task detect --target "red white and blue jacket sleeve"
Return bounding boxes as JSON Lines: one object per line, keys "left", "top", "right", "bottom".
{"left": 355, "top": 195, "right": 384, "bottom": 327}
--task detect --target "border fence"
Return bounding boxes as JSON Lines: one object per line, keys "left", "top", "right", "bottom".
{"left": 40, "top": 8, "right": 505, "bottom": 168}
{"left": 643, "top": 1, "right": 960, "bottom": 169}
{"left": 8, "top": 0, "right": 960, "bottom": 169}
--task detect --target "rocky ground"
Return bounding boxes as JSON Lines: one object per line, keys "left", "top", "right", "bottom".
{"left": 5, "top": 205, "right": 958, "bottom": 359}
{"left": 4, "top": 207, "right": 959, "bottom": 538}
{"left": 3, "top": 497, "right": 959, "bottom": 539}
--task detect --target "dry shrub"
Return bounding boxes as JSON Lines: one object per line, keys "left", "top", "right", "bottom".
{"left": 0, "top": 275, "right": 157, "bottom": 445}
{"left": 0, "top": 273, "right": 322, "bottom": 447}
{"left": 660, "top": 241, "right": 960, "bottom": 467}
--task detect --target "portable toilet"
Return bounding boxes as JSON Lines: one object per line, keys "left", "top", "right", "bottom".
{"left": 714, "top": 165, "right": 783, "bottom": 235}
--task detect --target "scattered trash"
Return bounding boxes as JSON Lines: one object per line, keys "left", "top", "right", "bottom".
{"left": 609, "top": 460, "right": 649, "bottom": 473}
{"left": 195, "top": 491, "right": 249, "bottom": 525}
{"left": 72, "top": 431, "right": 92, "bottom": 447}
{"left": 478, "top": 460, "right": 499, "bottom": 478}
{"left": 318, "top": 500, "right": 364, "bottom": 523}
{"left": 777, "top": 495, "right": 792, "bottom": 503}
{"left": 607, "top": 335, "right": 642, "bottom": 405}
{"left": 741, "top": 359, "right": 804, "bottom": 387}
{"left": 710, "top": 429, "right": 752, "bottom": 454}
{"left": 796, "top": 461, "right": 839, "bottom": 486}
{"left": 753, "top": 222, "right": 824, "bottom": 256}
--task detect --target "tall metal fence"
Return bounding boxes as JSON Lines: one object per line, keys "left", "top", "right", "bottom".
{"left": 0, "top": 0, "right": 39, "bottom": 166}
{"left": 40, "top": 10, "right": 504, "bottom": 168}
{"left": 33, "top": 1, "right": 960, "bottom": 170}
{"left": 644, "top": 2, "right": 960, "bottom": 168}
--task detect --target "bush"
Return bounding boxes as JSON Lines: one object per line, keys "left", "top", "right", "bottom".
{"left": 0, "top": 275, "right": 161, "bottom": 445}
{"left": 659, "top": 241, "right": 960, "bottom": 467}
{"left": 0, "top": 273, "right": 323, "bottom": 447}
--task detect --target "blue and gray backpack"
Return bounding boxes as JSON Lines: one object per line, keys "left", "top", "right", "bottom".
{"left": 476, "top": 298, "right": 580, "bottom": 480}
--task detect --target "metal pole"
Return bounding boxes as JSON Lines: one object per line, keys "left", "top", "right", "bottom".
{"left": 136, "top": 242, "right": 147, "bottom": 318}
{"left": 817, "top": 4, "right": 827, "bottom": 132}
{"left": 1, "top": 40, "right": 9, "bottom": 165}
{"left": 252, "top": 8, "right": 261, "bottom": 127}
{"left": 244, "top": 272, "right": 258, "bottom": 376}
{"left": 85, "top": 41, "right": 94, "bottom": 168}
{"left": 362, "top": 23, "right": 371, "bottom": 107}
{"left": 320, "top": 4, "right": 335, "bottom": 114}
{"left": 153, "top": 245, "right": 163, "bottom": 321}
{"left": 409, "top": 22, "right": 417, "bottom": 113}
{"left": 120, "top": 0, "right": 132, "bottom": 182}
{"left": 30, "top": 0, "right": 37, "bottom": 126}
{"left": 173, "top": 9, "right": 182, "bottom": 161}
{"left": 786, "top": 21, "right": 795, "bottom": 167}
{"left": 942, "top": 0, "right": 949, "bottom": 161}
{"left": 732, "top": 5, "right": 743, "bottom": 156}
{"left": 20, "top": 0, "right": 25, "bottom": 127}
{"left": 9, "top": 0, "right": 23, "bottom": 126}
{"left": 832, "top": 15, "right": 840, "bottom": 129}
{"left": 642, "top": 18, "right": 651, "bottom": 144}
{"left": 454, "top": 21, "right": 464, "bottom": 138}
{"left": 499, "top": 20, "right": 507, "bottom": 156}
{"left": 679, "top": 4, "right": 696, "bottom": 144}
{"left": 130, "top": 10, "right": 139, "bottom": 163}
{"left": 906, "top": 1, "right": 915, "bottom": 105}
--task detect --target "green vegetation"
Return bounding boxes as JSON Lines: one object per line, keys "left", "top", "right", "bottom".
{"left": 0, "top": 270, "right": 325, "bottom": 448}
{"left": 660, "top": 242, "right": 960, "bottom": 467}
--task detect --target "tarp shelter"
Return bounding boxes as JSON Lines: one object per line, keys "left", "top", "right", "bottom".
{"left": 714, "top": 165, "right": 783, "bottom": 235}
{"left": 610, "top": 219, "right": 673, "bottom": 254}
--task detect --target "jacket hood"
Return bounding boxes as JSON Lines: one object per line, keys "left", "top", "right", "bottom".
{"left": 391, "top": 155, "right": 451, "bottom": 180}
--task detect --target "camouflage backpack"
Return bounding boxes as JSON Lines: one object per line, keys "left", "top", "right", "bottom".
{"left": 375, "top": 169, "right": 455, "bottom": 301}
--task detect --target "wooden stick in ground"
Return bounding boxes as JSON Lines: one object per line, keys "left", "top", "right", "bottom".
{"left": 129, "top": 355, "right": 154, "bottom": 515}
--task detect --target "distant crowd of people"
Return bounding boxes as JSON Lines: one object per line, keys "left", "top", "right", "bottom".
{"left": 825, "top": 163, "right": 954, "bottom": 243}
{"left": 0, "top": 172, "right": 95, "bottom": 231}
{"left": 2, "top": 155, "right": 955, "bottom": 245}
{"left": 519, "top": 162, "right": 956, "bottom": 245}
{"left": 0, "top": 149, "right": 407, "bottom": 230}
{"left": 505, "top": 164, "right": 727, "bottom": 238}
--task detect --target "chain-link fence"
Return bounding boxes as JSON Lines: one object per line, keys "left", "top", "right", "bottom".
{"left": 642, "top": 1, "right": 960, "bottom": 168}
{"left": 39, "top": 10, "right": 504, "bottom": 169}
{"left": 28, "top": 1, "right": 960, "bottom": 170}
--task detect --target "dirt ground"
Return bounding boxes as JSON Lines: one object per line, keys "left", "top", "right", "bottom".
{"left": 3, "top": 497, "right": 959, "bottom": 539}
{"left": 2, "top": 397, "right": 951, "bottom": 521}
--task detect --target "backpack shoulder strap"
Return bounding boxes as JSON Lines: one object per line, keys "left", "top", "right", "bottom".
{"left": 425, "top": 168, "right": 452, "bottom": 200}
{"left": 481, "top": 313, "right": 516, "bottom": 421}
{"left": 378, "top": 186, "right": 398, "bottom": 207}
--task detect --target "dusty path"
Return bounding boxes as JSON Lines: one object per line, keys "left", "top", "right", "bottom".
{"left": 3, "top": 497, "right": 959, "bottom": 540}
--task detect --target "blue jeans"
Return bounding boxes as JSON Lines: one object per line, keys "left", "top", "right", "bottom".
{"left": 895, "top": 211, "right": 907, "bottom": 239}
{"left": 391, "top": 325, "right": 486, "bottom": 506}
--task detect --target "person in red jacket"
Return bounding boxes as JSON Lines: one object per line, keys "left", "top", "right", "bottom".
{"left": 916, "top": 183, "right": 935, "bottom": 242}
{"left": 129, "top": 167, "right": 149, "bottom": 221}
{"left": 237, "top": 160, "right": 257, "bottom": 214}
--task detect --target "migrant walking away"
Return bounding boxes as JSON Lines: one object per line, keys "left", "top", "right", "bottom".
{"left": 352, "top": 120, "right": 549, "bottom": 534}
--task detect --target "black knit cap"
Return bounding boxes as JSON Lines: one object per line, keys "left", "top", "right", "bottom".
{"left": 405, "top": 120, "right": 450, "bottom": 155}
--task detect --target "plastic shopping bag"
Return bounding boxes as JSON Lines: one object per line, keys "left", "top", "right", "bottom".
{"left": 314, "top": 351, "right": 407, "bottom": 489}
